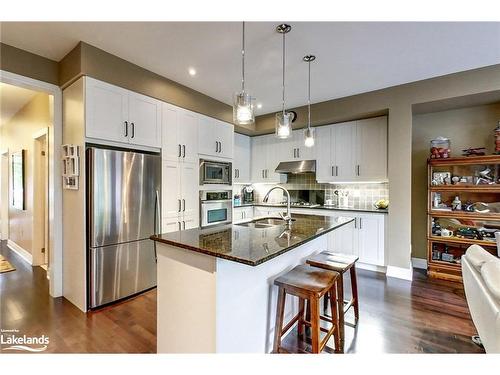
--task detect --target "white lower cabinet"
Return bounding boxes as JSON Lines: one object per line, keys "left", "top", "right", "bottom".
{"left": 328, "top": 212, "right": 386, "bottom": 267}
{"left": 291, "top": 208, "right": 386, "bottom": 267}
{"left": 233, "top": 207, "right": 254, "bottom": 223}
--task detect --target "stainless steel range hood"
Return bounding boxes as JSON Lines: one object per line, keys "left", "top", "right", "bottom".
{"left": 275, "top": 160, "right": 316, "bottom": 174}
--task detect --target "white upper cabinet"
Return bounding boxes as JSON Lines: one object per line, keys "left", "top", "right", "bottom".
{"left": 251, "top": 134, "right": 283, "bottom": 183}
{"left": 85, "top": 77, "right": 128, "bottom": 143}
{"left": 315, "top": 125, "right": 333, "bottom": 182}
{"left": 333, "top": 122, "right": 357, "bottom": 181}
{"left": 162, "top": 103, "right": 198, "bottom": 163}
{"left": 198, "top": 116, "right": 234, "bottom": 159}
{"left": 315, "top": 116, "right": 387, "bottom": 183}
{"left": 233, "top": 133, "right": 251, "bottom": 183}
{"left": 355, "top": 117, "right": 387, "bottom": 181}
{"left": 86, "top": 77, "right": 161, "bottom": 148}
{"left": 128, "top": 92, "right": 161, "bottom": 148}
{"left": 278, "top": 129, "right": 316, "bottom": 162}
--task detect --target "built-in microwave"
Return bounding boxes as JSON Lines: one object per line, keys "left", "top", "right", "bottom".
{"left": 200, "top": 190, "right": 233, "bottom": 228}
{"left": 200, "top": 159, "right": 232, "bottom": 185}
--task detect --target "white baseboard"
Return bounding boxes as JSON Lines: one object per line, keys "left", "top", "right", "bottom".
{"left": 7, "top": 239, "right": 32, "bottom": 265}
{"left": 386, "top": 265, "right": 413, "bottom": 281}
{"left": 356, "top": 262, "right": 386, "bottom": 274}
{"left": 412, "top": 257, "right": 427, "bottom": 270}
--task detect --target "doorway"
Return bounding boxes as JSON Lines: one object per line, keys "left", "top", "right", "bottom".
{"left": 0, "top": 149, "right": 9, "bottom": 240}
{"left": 0, "top": 70, "right": 62, "bottom": 297}
{"left": 32, "top": 128, "right": 49, "bottom": 271}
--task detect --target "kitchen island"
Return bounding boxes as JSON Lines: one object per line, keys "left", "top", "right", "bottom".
{"left": 151, "top": 213, "right": 354, "bottom": 353}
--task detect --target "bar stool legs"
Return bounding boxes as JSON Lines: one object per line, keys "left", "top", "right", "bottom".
{"left": 273, "top": 283, "right": 342, "bottom": 353}
{"left": 350, "top": 266, "right": 359, "bottom": 322}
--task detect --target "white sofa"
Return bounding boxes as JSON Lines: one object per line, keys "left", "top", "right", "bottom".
{"left": 462, "top": 244, "right": 500, "bottom": 353}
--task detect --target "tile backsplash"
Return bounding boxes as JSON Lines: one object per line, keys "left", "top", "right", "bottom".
{"left": 234, "top": 173, "right": 388, "bottom": 208}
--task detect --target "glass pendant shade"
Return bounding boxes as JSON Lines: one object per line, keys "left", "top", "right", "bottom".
{"left": 304, "top": 127, "right": 315, "bottom": 147}
{"left": 233, "top": 91, "right": 254, "bottom": 125}
{"left": 275, "top": 111, "right": 293, "bottom": 139}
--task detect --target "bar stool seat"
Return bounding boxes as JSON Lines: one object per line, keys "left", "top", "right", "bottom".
{"left": 306, "top": 252, "right": 360, "bottom": 348}
{"left": 273, "top": 264, "right": 342, "bottom": 354}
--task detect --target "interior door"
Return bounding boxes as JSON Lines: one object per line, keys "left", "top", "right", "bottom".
{"left": 162, "top": 160, "right": 182, "bottom": 218}
{"left": 128, "top": 93, "right": 161, "bottom": 148}
{"left": 86, "top": 77, "right": 128, "bottom": 143}
{"left": 356, "top": 117, "right": 388, "bottom": 181}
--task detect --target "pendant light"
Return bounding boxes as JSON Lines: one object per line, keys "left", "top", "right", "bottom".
{"left": 275, "top": 24, "right": 293, "bottom": 139}
{"left": 303, "top": 54, "right": 316, "bottom": 147}
{"left": 233, "top": 22, "right": 254, "bottom": 125}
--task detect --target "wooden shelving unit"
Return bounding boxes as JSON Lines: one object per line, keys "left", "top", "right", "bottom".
{"left": 427, "top": 155, "right": 500, "bottom": 282}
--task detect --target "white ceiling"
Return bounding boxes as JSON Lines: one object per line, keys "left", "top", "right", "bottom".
{"left": 0, "top": 82, "right": 38, "bottom": 126}
{"left": 1, "top": 22, "right": 500, "bottom": 115}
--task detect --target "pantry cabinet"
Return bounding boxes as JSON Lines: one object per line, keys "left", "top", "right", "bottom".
{"left": 233, "top": 133, "right": 251, "bottom": 183}
{"left": 85, "top": 77, "right": 161, "bottom": 148}
{"left": 198, "top": 115, "right": 234, "bottom": 159}
{"left": 316, "top": 116, "right": 387, "bottom": 183}
{"left": 162, "top": 103, "right": 198, "bottom": 163}
{"left": 161, "top": 160, "right": 199, "bottom": 231}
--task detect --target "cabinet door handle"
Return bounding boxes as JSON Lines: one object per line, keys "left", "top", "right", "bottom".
{"left": 178, "top": 199, "right": 182, "bottom": 212}
{"left": 219, "top": 141, "right": 222, "bottom": 154}
{"left": 183, "top": 221, "right": 186, "bottom": 230}
{"left": 262, "top": 170, "right": 264, "bottom": 178}
{"left": 182, "top": 144, "right": 186, "bottom": 158}
{"left": 336, "top": 166, "right": 338, "bottom": 176}
{"left": 356, "top": 165, "right": 360, "bottom": 176}
{"left": 178, "top": 144, "right": 182, "bottom": 157}
{"left": 265, "top": 170, "right": 268, "bottom": 178}
{"left": 354, "top": 218, "right": 357, "bottom": 229}
{"left": 297, "top": 148, "right": 300, "bottom": 158}
{"left": 178, "top": 221, "right": 181, "bottom": 231}
{"left": 215, "top": 141, "right": 218, "bottom": 153}
{"left": 182, "top": 199, "right": 186, "bottom": 212}
{"left": 124, "top": 121, "right": 128, "bottom": 137}
{"left": 131, "top": 122, "right": 135, "bottom": 138}
{"left": 293, "top": 148, "right": 296, "bottom": 158}
{"left": 331, "top": 166, "right": 334, "bottom": 176}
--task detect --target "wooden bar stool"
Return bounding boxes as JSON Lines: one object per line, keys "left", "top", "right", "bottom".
{"left": 306, "top": 252, "right": 360, "bottom": 347}
{"left": 273, "top": 264, "right": 342, "bottom": 354}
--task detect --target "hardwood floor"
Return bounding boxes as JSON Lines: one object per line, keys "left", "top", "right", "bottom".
{"left": 0, "top": 240, "right": 483, "bottom": 353}
{"left": 0, "top": 240, "right": 156, "bottom": 353}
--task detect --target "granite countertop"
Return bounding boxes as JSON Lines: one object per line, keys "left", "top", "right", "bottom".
{"left": 151, "top": 214, "right": 354, "bottom": 266}
{"left": 233, "top": 202, "right": 388, "bottom": 214}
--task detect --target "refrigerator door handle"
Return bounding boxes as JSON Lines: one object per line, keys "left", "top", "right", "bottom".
{"left": 153, "top": 190, "right": 160, "bottom": 262}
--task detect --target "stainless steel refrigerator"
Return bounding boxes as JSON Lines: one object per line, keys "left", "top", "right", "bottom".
{"left": 87, "top": 147, "right": 161, "bottom": 309}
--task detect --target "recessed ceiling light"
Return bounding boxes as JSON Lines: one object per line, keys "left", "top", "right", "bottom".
{"left": 256, "top": 103, "right": 262, "bottom": 109}
{"left": 188, "top": 68, "right": 196, "bottom": 76}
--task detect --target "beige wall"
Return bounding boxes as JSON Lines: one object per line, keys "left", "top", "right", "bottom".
{"left": 256, "top": 64, "right": 500, "bottom": 273}
{"left": 0, "top": 43, "right": 59, "bottom": 85}
{"left": 411, "top": 103, "right": 500, "bottom": 259}
{"left": 0, "top": 92, "right": 51, "bottom": 254}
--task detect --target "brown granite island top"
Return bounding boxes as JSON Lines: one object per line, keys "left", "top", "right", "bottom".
{"left": 150, "top": 213, "right": 354, "bottom": 266}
